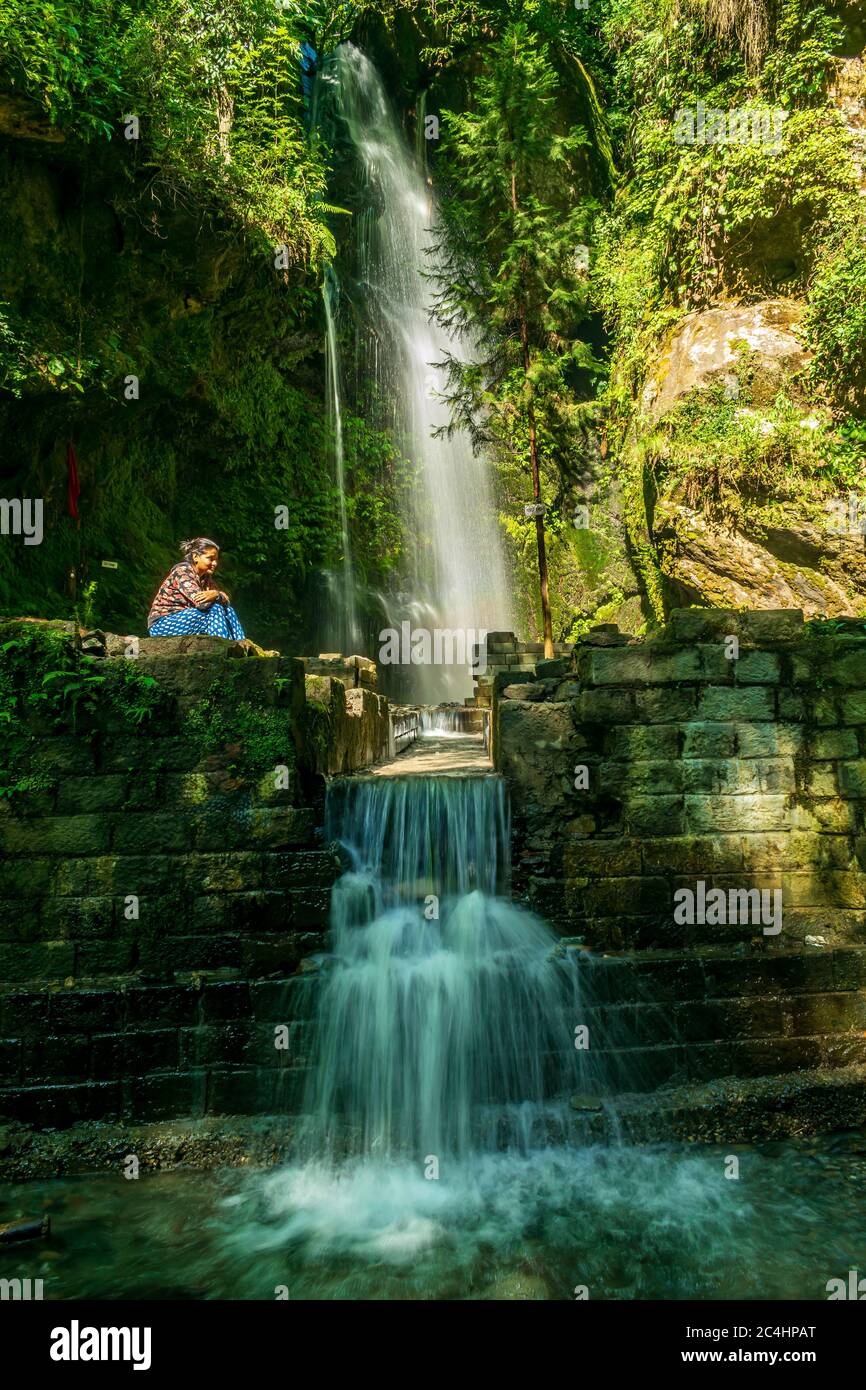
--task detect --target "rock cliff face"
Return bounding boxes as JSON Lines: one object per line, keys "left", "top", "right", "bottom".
{"left": 0, "top": 96, "right": 336, "bottom": 649}
{"left": 652, "top": 503, "right": 866, "bottom": 618}
{"left": 636, "top": 295, "right": 866, "bottom": 617}
{"left": 617, "top": 29, "right": 866, "bottom": 626}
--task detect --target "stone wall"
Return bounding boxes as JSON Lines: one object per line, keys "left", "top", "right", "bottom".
{"left": 473, "top": 631, "right": 574, "bottom": 708}
{"left": 301, "top": 652, "right": 379, "bottom": 691}
{"left": 499, "top": 609, "right": 866, "bottom": 948}
{"left": 303, "top": 672, "right": 391, "bottom": 775}
{"left": 0, "top": 631, "right": 390, "bottom": 1134}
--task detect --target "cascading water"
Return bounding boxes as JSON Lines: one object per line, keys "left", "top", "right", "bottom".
{"left": 309, "top": 777, "right": 589, "bottom": 1158}
{"left": 323, "top": 45, "right": 514, "bottom": 699}
{"left": 419, "top": 707, "right": 484, "bottom": 736}
{"left": 323, "top": 265, "right": 360, "bottom": 654}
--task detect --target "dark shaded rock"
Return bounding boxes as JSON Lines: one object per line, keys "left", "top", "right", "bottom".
{"left": 580, "top": 624, "right": 630, "bottom": 647}
{"left": 536, "top": 657, "right": 570, "bottom": 679}
{"left": 502, "top": 682, "right": 547, "bottom": 701}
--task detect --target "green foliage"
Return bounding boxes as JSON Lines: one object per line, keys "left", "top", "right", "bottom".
{"left": 0, "top": 0, "right": 128, "bottom": 139}
{"left": 0, "top": 301, "right": 94, "bottom": 397}
{"left": 433, "top": 22, "right": 603, "bottom": 635}
{"left": 763, "top": 0, "right": 845, "bottom": 106}
{"left": 803, "top": 217, "right": 866, "bottom": 411}
{"left": 682, "top": 0, "right": 771, "bottom": 73}
{"left": 343, "top": 415, "right": 415, "bottom": 576}
{"left": 595, "top": 0, "right": 854, "bottom": 353}
{"left": 1, "top": 0, "right": 863, "bottom": 645}
{"left": 0, "top": 622, "right": 167, "bottom": 796}
{"left": 117, "top": 0, "right": 336, "bottom": 265}
{"left": 0, "top": 1, "right": 419, "bottom": 646}
{"left": 184, "top": 672, "right": 296, "bottom": 779}
{"left": 591, "top": 0, "right": 863, "bottom": 622}
{"left": 0, "top": 0, "right": 336, "bottom": 265}
{"left": 595, "top": 103, "right": 855, "bottom": 383}
{"left": 276, "top": 0, "right": 361, "bottom": 54}
{"left": 631, "top": 361, "right": 863, "bottom": 536}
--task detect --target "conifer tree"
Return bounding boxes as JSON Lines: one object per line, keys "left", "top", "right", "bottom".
{"left": 433, "top": 21, "right": 599, "bottom": 655}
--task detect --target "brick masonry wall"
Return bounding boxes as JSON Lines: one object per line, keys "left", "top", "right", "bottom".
{"left": 499, "top": 609, "right": 866, "bottom": 949}
{"left": 0, "top": 633, "right": 392, "bottom": 1130}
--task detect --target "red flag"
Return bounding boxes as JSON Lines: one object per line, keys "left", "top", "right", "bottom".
{"left": 67, "top": 442, "right": 80, "bottom": 527}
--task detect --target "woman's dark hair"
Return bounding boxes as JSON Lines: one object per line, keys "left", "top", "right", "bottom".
{"left": 179, "top": 537, "right": 220, "bottom": 561}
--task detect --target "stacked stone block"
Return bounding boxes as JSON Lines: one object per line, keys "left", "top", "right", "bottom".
{"left": 500, "top": 610, "right": 866, "bottom": 948}
{"left": 0, "top": 635, "right": 348, "bottom": 1131}
{"left": 0, "top": 975, "right": 320, "bottom": 1127}
{"left": 473, "top": 631, "right": 574, "bottom": 708}
{"left": 575, "top": 944, "right": 866, "bottom": 1090}
{"left": 301, "top": 652, "right": 378, "bottom": 691}
{"left": 303, "top": 670, "right": 390, "bottom": 775}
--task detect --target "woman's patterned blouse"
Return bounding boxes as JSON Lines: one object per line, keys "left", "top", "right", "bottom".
{"left": 147, "top": 561, "right": 209, "bottom": 627}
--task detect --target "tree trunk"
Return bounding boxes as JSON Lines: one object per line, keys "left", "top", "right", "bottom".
{"left": 512, "top": 164, "right": 554, "bottom": 658}
{"left": 519, "top": 312, "right": 554, "bottom": 657}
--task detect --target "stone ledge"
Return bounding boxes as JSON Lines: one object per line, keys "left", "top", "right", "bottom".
{"left": 2, "top": 1064, "right": 866, "bottom": 1178}
{"left": 606, "top": 1063, "right": 866, "bottom": 1145}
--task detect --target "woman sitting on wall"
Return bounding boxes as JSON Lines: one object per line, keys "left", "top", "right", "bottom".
{"left": 147, "top": 538, "right": 246, "bottom": 640}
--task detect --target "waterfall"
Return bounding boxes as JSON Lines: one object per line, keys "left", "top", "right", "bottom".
{"left": 323, "top": 265, "right": 360, "bottom": 654}
{"left": 302, "top": 776, "right": 593, "bottom": 1160}
{"left": 228, "top": 772, "right": 620, "bottom": 1280}
{"left": 324, "top": 44, "right": 514, "bottom": 698}
{"left": 419, "top": 707, "right": 484, "bottom": 737}
{"left": 325, "top": 775, "right": 509, "bottom": 898}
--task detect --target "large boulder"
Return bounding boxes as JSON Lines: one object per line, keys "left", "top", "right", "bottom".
{"left": 641, "top": 300, "right": 808, "bottom": 422}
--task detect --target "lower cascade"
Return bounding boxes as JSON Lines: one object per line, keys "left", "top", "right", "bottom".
{"left": 307, "top": 776, "right": 589, "bottom": 1158}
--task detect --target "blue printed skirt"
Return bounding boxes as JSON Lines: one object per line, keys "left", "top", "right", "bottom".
{"left": 148, "top": 604, "right": 246, "bottom": 640}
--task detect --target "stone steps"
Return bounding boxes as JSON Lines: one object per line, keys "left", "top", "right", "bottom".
{"left": 5, "top": 945, "right": 866, "bottom": 1131}
{"left": 570, "top": 945, "right": 866, "bottom": 1090}
{"left": 577, "top": 1062, "right": 866, "bottom": 1145}
{"left": 579, "top": 943, "right": 866, "bottom": 1001}
{"left": 0, "top": 972, "right": 320, "bottom": 1129}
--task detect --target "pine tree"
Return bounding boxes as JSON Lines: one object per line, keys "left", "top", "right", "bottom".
{"left": 432, "top": 21, "right": 600, "bottom": 655}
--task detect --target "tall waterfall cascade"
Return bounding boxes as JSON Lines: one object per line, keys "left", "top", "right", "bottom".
{"left": 322, "top": 44, "right": 514, "bottom": 697}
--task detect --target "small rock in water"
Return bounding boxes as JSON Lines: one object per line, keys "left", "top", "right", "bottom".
{"left": 0, "top": 1215, "right": 50, "bottom": 1245}
{"left": 569, "top": 1093, "right": 603, "bottom": 1113}
{"left": 485, "top": 1271, "right": 549, "bottom": 1300}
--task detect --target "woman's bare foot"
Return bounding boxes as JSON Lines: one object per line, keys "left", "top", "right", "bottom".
{"left": 233, "top": 638, "right": 279, "bottom": 657}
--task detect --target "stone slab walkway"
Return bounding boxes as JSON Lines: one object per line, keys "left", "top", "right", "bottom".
{"left": 367, "top": 733, "right": 493, "bottom": 778}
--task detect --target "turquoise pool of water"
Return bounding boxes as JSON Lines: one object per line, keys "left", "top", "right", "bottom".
{"left": 2, "top": 1131, "right": 865, "bottom": 1301}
